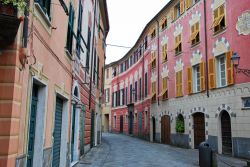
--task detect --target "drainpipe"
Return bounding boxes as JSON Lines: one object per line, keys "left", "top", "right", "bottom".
{"left": 156, "top": 20, "right": 160, "bottom": 105}
{"left": 89, "top": 0, "right": 97, "bottom": 110}
{"left": 22, "top": 0, "right": 30, "bottom": 48}
{"left": 204, "top": 0, "right": 209, "bottom": 98}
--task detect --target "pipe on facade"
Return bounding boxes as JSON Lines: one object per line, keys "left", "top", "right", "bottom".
{"left": 22, "top": 0, "right": 30, "bottom": 48}
{"left": 156, "top": 20, "right": 160, "bottom": 105}
{"left": 89, "top": 0, "right": 98, "bottom": 110}
{"left": 203, "top": 0, "right": 209, "bottom": 98}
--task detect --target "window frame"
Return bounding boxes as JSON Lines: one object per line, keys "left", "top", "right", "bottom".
{"left": 217, "top": 54, "right": 227, "bottom": 88}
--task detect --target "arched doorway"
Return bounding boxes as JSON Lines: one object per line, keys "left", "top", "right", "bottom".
{"left": 221, "top": 111, "right": 232, "bottom": 154}
{"left": 152, "top": 117, "right": 156, "bottom": 142}
{"left": 193, "top": 112, "right": 205, "bottom": 148}
{"left": 161, "top": 115, "right": 171, "bottom": 144}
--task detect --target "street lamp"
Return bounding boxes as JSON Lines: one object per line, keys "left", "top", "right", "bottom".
{"left": 231, "top": 52, "right": 250, "bottom": 77}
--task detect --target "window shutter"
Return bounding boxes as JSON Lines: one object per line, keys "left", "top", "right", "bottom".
{"left": 185, "top": 0, "right": 190, "bottom": 10}
{"left": 179, "top": 71, "right": 183, "bottom": 96}
{"left": 176, "top": 72, "right": 179, "bottom": 97}
{"left": 208, "top": 58, "right": 216, "bottom": 89}
{"left": 187, "top": 67, "right": 193, "bottom": 94}
{"left": 200, "top": 62, "right": 205, "bottom": 91}
{"left": 226, "top": 51, "right": 234, "bottom": 85}
{"left": 171, "top": 8, "right": 175, "bottom": 21}
{"left": 180, "top": 0, "right": 185, "bottom": 14}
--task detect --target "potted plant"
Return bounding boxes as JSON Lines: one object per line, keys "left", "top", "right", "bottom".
{"left": 0, "top": 0, "right": 26, "bottom": 15}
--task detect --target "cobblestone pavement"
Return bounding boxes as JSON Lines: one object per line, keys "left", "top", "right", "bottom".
{"left": 76, "top": 133, "right": 199, "bottom": 167}
{"left": 76, "top": 133, "right": 247, "bottom": 167}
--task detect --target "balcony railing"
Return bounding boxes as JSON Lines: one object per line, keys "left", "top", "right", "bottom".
{"left": 0, "top": 2, "right": 21, "bottom": 47}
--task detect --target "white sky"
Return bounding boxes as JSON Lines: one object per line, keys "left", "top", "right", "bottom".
{"left": 105, "top": 0, "right": 170, "bottom": 64}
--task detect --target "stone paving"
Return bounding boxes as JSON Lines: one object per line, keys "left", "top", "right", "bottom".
{"left": 76, "top": 133, "right": 247, "bottom": 167}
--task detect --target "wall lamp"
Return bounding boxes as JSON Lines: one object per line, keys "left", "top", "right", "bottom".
{"left": 231, "top": 52, "right": 250, "bottom": 77}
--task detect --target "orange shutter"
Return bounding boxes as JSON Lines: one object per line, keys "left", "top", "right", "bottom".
{"left": 187, "top": 67, "right": 193, "bottom": 94}
{"left": 179, "top": 71, "right": 183, "bottom": 96}
{"left": 180, "top": 0, "right": 185, "bottom": 14}
{"left": 171, "top": 8, "right": 175, "bottom": 21}
{"left": 200, "top": 61, "right": 205, "bottom": 91}
{"left": 176, "top": 72, "right": 179, "bottom": 97}
{"left": 185, "top": 0, "right": 189, "bottom": 10}
{"left": 208, "top": 58, "right": 216, "bottom": 89}
{"left": 226, "top": 51, "right": 234, "bottom": 85}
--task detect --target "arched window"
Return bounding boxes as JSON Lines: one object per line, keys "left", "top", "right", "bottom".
{"left": 176, "top": 114, "right": 185, "bottom": 133}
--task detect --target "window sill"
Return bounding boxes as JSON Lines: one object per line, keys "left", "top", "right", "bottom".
{"left": 34, "top": 3, "right": 52, "bottom": 33}
{"left": 175, "top": 52, "right": 183, "bottom": 56}
{"left": 213, "top": 27, "right": 227, "bottom": 38}
{"left": 241, "top": 107, "right": 250, "bottom": 110}
{"left": 162, "top": 60, "right": 168, "bottom": 64}
{"left": 64, "top": 48, "right": 74, "bottom": 61}
{"left": 191, "top": 41, "right": 201, "bottom": 48}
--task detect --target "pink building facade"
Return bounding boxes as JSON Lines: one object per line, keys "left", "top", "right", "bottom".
{"left": 110, "top": 0, "right": 250, "bottom": 158}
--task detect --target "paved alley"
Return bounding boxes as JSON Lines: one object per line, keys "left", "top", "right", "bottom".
{"left": 77, "top": 133, "right": 199, "bottom": 167}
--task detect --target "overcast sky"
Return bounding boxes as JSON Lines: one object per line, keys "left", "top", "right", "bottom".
{"left": 105, "top": 0, "right": 169, "bottom": 65}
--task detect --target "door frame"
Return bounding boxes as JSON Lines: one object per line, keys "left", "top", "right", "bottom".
{"left": 26, "top": 77, "right": 47, "bottom": 167}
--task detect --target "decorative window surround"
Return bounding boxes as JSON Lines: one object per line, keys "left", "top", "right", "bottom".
{"left": 190, "top": 50, "right": 202, "bottom": 66}
{"left": 212, "top": 37, "right": 230, "bottom": 57}
{"left": 161, "top": 65, "right": 169, "bottom": 78}
{"left": 174, "top": 59, "right": 184, "bottom": 72}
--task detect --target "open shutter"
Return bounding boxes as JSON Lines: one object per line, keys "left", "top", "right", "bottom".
{"left": 171, "top": 8, "right": 175, "bottom": 21}
{"left": 208, "top": 58, "right": 216, "bottom": 89}
{"left": 180, "top": 0, "right": 185, "bottom": 14}
{"left": 179, "top": 71, "right": 183, "bottom": 96}
{"left": 200, "top": 61, "right": 205, "bottom": 91}
{"left": 226, "top": 51, "right": 234, "bottom": 85}
{"left": 187, "top": 67, "right": 193, "bottom": 94}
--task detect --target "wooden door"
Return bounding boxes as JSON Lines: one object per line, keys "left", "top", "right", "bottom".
{"left": 120, "top": 115, "right": 123, "bottom": 133}
{"left": 221, "top": 111, "right": 232, "bottom": 154}
{"left": 193, "top": 113, "right": 205, "bottom": 148}
{"left": 27, "top": 85, "right": 38, "bottom": 167}
{"left": 152, "top": 117, "right": 156, "bottom": 142}
{"left": 52, "top": 97, "right": 63, "bottom": 167}
{"left": 71, "top": 105, "right": 76, "bottom": 161}
{"left": 161, "top": 115, "right": 171, "bottom": 144}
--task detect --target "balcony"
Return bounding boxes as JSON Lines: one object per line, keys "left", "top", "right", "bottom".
{"left": 0, "top": 2, "right": 21, "bottom": 47}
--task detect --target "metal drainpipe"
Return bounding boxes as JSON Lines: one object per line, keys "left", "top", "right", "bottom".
{"left": 89, "top": 0, "right": 97, "bottom": 110}
{"left": 203, "top": 0, "right": 209, "bottom": 98}
{"left": 22, "top": 0, "right": 30, "bottom": 48}
{"left": 156, "top": 20, "right": 160, "bottom": 105}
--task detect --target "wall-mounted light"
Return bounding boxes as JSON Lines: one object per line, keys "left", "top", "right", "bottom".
{"left": 231, "top": 52, "right": 250, "bottom": 77}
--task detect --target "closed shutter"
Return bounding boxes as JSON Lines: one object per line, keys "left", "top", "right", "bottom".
{"left": 187, "top": 67, "right": 193, "bottom": 94}
{"left": 226, "top": 51, "right": 234, "bottom": 85}
{"left": 176, "top": 72, "right": 179, "bottom": 97}
{"left": 52, "top": 98, "right": 63, "bottom": 167}
{"left": 208, "top": 58, "right": 216, "bottom": 89}
{"left": 171, "top": 8, "right": 175, "bottom": 21}
{"left": 200, "top": 62, "right": 206, "bottom": 91}
{"left": 179, "top": 71, "right": 183, "bottom": 96}
{"left": 180, "top": 0, "right": 185, "bottom": 14}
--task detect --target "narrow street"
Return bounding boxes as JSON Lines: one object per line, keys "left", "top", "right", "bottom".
{"left": 77, "top": 133, "right": 199, "bottom": 167}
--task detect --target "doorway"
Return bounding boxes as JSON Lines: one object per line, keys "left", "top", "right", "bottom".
{"left": 120, "top": 115, "right": 123, "bottom": 133}
{"left": 161, "top": 115, "right": 171, "bottom": 144}
{"left": 193, "top": 112, "right": 205, "bottom": 148}
{"left": 152, "top": 117, "right": 156, "bottom": 142}
{"left": 221, "top": 111, "right": 232, "bottom": 155}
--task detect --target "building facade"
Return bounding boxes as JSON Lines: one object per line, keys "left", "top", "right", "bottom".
{"left": 0, "top": 0, "right": 109, "bottom": 166}
{"left": 102, "top": 64, "right": 113, "bottom": 132}
{"left": 110, "top": 0, "right": 250, "bottom": 159}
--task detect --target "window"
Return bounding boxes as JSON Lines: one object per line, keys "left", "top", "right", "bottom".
{"left": 176, "top": 71, "right": 183, "bottom": 97}
{"left": 130, "top": 56, "right": 133, "bottom": 67}
{"left": 161, "top": 18, "right": 167, "bottom": 30}
{"left": 212, "top": 5, "right": 226, "bottom": 33}
{"left": 105, "top": 88, "right": 110, "bottom": 103}
{"left": 66, "top": 4, "right": 75, "bottom": 54}
{"left": 134, "top": 81, "right": 138, "bottom": 102}
{"left": 174, "top": 2, "right": 181, "bottom": 20}
{"left": 217, "top": 55, "right": 227, "bottom": 87}
{"left": 86, "top": 27, "right": 91, "bottom": 68}
{"left": 151, "top": 81, "right": 156, "bottom": 102}
{"left": 112, "top": 67, "right": 117, "bottom": 77}
{"left": 190, "top": 22, "right": 200, "bottom": 46}
{"left": 76, "top": 2, "right": 83, "bottom": 57}
{"left": 130, "top": 84, "right": 133, "bottom": 103}
{"left": 116, "top": 91, "right": 120, "bottom": 106}
{"left": 106, "top": 68, "right": 109, "bottom": 79}
{"left": 162, "top": 44, "right": 167, "bottom": 62}
{"left": 139, "top": 78, "right": 142, "bottom": 100}
{"left": 144, "top": 111, "right": 148, "bottom": 128}
{"left": 145, "top": 73, "right": 148, "bottom": 97}
{"left": 175, "top": 34, "right": 182, "bottom": 55}
{"left": 144, "top": 36, "right": 148, "bottom": 49}
{"left": 176, "top": 114, "right": 185, "bottom": 133}
{"left": 160, "top": 77, "right": 168, "bottom": 100}
{"left": 208, "top": 51, "right": 234, "bottom": 89}
{"left": 242, "top": 97, "right": 250, "bottom": 108}
{"left": 120, "top": 89, "right": 124, "bottom": 106}
{"left": 193, "top": 65, "right": 201, "bottom": 92}
{"left": 125, "top": 87, "right": 128, "bottom": 105}
{"left": 113, "top": 92, "right": 116, "bottom": 107}
{"left": 151, "top": 52, "right": 156, "bottom": 69}
{"left": 35, "top": 0, "right": 51, "bottom": 18}
{"left": 151, "top": 29, "right": 156, "bottom": 39}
